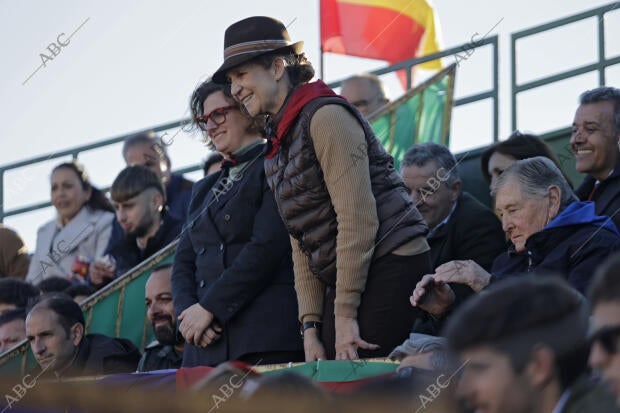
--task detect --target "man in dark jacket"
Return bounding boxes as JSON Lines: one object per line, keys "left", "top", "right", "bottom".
{"left": 572, "top": 87, "right": 620, "bottom": 231}
{"left": 137, "top": 263, "right": 182, "bottom": 372}
{"left": 445, "top": 276, "right": 619, "bottom": 413}
{"left": 89, "top": 166, "right": 182, "bottom": 287}
{"left": 25, "top": 295, "right": 139, "bottom": 378}
{"left": 401, "top": 143, "right": 505, "bottom": 271}
{"left": 412, "top": 157, "right": 620, "bottom": 324}
{"left": 105, "top": 132, "right": 194, "bottom": 254}
{"left": 492, "top": 200, "right": 620, "bottom": 294}
{"left": 588, "top": 254, "right": 620, "bottom": 407}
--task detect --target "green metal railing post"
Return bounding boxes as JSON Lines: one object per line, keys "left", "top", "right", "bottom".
{"left": 511, "top": 2, "right": 619, "bottom": 131}
{"left": 598, "top": 9, "right": 606, "bottom": 86}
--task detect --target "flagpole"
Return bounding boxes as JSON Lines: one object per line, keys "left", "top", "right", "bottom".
{"left": 320, "top": 46, "right": 325, "bottom": 80}
{"left": 318, "top": 0, "right": 325, "bottom": 80}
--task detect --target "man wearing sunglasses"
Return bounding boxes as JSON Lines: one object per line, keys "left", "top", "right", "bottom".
{"left": 340, "top": 74, "right": 389, "bottom": 118}
{"left": 589, "top": 253, "right": 620, "bottom": 406}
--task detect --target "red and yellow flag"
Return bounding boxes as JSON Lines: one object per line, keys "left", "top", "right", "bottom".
{"left": 320, "top": 0, "right": 443, "bottom": 87}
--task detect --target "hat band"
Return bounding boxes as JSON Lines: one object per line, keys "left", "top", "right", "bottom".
{"left": 224, "top": 39, "right": 293, "bottom": 60}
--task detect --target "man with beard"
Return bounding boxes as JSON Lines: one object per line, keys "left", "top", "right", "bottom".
{"left": 137, "top": 263, "right": 183, "bottom": 371}
{"left": 89, "top": 166, "right": 182, "bottom": 287}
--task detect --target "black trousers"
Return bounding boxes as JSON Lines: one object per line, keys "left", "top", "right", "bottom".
{"left": 322, "top": 251, "right": 432, "bottom": 360}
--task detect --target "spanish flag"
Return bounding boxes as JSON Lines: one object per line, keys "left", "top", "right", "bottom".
{"left": 320, "top": 0, "right": 443, "bottom": 87}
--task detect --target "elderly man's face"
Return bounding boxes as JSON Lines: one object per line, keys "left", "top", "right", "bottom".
{"left": 401, "top": 161, "right": 460, "bottom": 230}
{"left": 571, "top": 101, "right": 619, "bottom": 181}
{"left": 589, "top": 301, "right": 620, "bottom": 406}
{"left": 340, "top": 78, "right": 387, "bottom": 118}
{"left": 495, "top": 177, "right": 556, "bottom": 253}
{"left": 124, "top": 142, "right": 170, "bottom": 184}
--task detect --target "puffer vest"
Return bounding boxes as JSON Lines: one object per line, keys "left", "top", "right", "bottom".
{"left": 264, "top": 96, "right": 427, "bottom": 286}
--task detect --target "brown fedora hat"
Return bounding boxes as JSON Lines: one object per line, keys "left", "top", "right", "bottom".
{"left": 212, "top": 16, "right": 303, "bottom": 84}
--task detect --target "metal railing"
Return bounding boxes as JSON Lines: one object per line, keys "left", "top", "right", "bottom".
{"left": 511, "top": 2, "right": 620, "bottom": 130}
{"left": 0, "top": 118, "right": 202, "bottom": 223}
{"left": 328, "top": 35, "right": 499, "bottom": 144}
{"left": 0, "top": 35, "right": 499, "bottom": 223}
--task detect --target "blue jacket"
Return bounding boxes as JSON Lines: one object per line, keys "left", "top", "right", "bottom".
{"left": 492, "top": 202, "right": 620, "bottom": 294}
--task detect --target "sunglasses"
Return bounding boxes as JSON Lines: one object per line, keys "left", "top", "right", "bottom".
{"left": 589, "top": 325, "right": 620, "bottom": 354}
{"left": 196, "top": 105, "right": 237, "bottom": 131}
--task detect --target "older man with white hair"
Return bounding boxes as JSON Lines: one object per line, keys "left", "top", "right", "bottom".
{"left": 412, "top": 156, "right": 620, "bottom": 318}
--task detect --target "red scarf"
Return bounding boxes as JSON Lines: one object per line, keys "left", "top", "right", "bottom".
{"left": 265, "top": 80, "right": 343, "bottom": 159}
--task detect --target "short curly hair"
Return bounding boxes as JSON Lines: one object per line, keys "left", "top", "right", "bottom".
{"left": 189, "top": 79, "right": 264, "bottom": 150}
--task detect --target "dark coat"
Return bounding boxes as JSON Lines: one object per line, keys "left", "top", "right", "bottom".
{"left": 428, "top": 192, "right": 505, "bottom": 271}
{"left": 172, "top": 145, "right": 302, "bottom": 367}
{"left": 107, "top": 212, "right": 182, "bottom": 276}
{"left": 563, "top": 375, "right": 619, "bottom": 413}
{"left": 492, "top": 202, "right": 620, "bottom": 294}
{"left": 575, "top": 158, "right": 620, "bottom": 232}
{"left": 42, "top": 333, "right": 140, "bottom": 378}
{"left": 136, "top": 340, "right": 182, "bottom": 372}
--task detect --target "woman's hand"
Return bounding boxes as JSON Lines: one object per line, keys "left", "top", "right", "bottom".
{"left": 433, "top": 260, "right": 491, "bottom": 293}
{"left": 178, "top": 303, "right": 214, "bottom": 346}
{"left": 410, "top": 274, "right": 456, "bottom": 317}
{"left": 334, "top": 316, "right": 379, "bottom": 360}
{"left": 197, "top": 321, "right": 223, "bottom": 348}
{"left": 303, "top": 328, "right": 327, "bottom": 362}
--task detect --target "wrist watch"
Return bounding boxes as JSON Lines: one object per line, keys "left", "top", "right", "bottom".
{"left": 300, "top": 321, "right": 322, "bottom": 338}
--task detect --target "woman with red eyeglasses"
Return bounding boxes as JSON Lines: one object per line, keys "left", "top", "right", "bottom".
{"left": 171, "top": 79, "right": 303, "bottom": 367}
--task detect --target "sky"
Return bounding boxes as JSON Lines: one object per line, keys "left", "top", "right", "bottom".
{"left": 1, "top": 0, "right": 618, "bottom": 250}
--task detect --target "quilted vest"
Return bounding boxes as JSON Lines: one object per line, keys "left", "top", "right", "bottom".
{"left": 264, "top": 96, "right": 427, "bottom": 286}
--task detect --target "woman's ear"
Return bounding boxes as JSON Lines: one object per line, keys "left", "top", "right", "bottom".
{"left": 272, "top": 57, "right": 286, "bottom": 81}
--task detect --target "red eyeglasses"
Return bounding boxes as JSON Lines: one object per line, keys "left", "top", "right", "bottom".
{"left": 196, "top": 106, "right": 237, "bottom": 131}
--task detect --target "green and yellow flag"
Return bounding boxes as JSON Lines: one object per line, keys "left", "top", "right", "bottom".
{"left": 369, "top": 63, "right": 455, "bottom": 170}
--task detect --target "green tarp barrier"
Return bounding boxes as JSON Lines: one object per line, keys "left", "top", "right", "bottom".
{"left": 369, "top": 64, "right": 456, "bottom": 170}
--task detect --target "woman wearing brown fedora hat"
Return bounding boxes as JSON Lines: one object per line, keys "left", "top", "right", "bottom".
{"left": 213, "top": 16, "right": 431, "bottom": 362}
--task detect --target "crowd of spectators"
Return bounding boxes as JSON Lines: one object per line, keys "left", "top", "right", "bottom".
{"left": 0, "top": 14, "right": 619, "bottom": 412}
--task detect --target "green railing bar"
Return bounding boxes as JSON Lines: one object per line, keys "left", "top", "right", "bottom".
{"left": 515, "top": 56, "right": 620, "bottom": 94}
{"left": 598, "top": 9, "right": 606, "bottom": 86}
{"left": 327, "top": 35, "right": 498, "bottom": 89}
{"left": 3, "top": 36, "right": 498, "bottom": 223}
{"left": 511, "top": 2, "right": 618, "bottom": 130}
{"left": 492, "top": 35, "right": 499, "bottom": 141}
{"left": 511, "top": 4, "right": 618, "bottom": 40}
{"left": 455, "top": 90, "right": 495, "bottom": 107}
{"left": 1, "top": 164, "right": 204, "bottom": 220}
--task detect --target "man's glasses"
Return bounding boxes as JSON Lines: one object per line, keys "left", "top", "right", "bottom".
{"left": 196, "top": 106, "right": 237, "bottom": 131}
{"left": 350, "top": 93, "right": 382, "bottom": 109}
{"left": 589, "top": 325, "right": 620, "bottom": 354}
